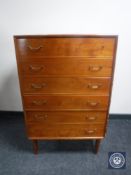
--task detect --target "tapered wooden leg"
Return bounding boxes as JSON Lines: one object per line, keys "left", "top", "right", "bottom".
{"left": 32, "top": 140, "right": 38, "bottom": 154}
{"left": 94, "top": 139, "right": 101, "bottom": 154}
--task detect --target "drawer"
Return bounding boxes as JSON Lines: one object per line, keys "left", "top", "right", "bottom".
{"left": 22, "top": 77, "right": 111, "bottom": 95}
{"left": 24, "top": 95, "right": 109, "bottom": 110}
{"left": 26, "top": 123, "right": 105, "bottom": 139}
{"left": 19, "top": 59, "right": 112, "bottom": 77}
{"left": 15, "top": 37, "right": 115, "bottom": 59}
{"left": 26, "top": 111, "right": 107, "bottom": 123}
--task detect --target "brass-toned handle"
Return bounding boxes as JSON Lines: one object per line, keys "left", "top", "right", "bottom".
{"left": 87, "top": 101, "right": 99, "bottom": 107}
{"left": 89, "top": 65, "right": 103, "bottom": 72}
{"left": 87, "top": 83, "right": 102, "bottom": 89}
{"left": 32, "top": 100, "right": 47, "bottom": 106}
{"left": 31, "top": 83, "right": 46, "bottom": 89}
{"left": 34, "top": 114, "right": 48, "bottom": 119}
{"left": 85, "top": 129, "right": 97, "bottom": 134}
{"left": 27, "top": 45, "right": 43, "bottom": 51}
{"left": 29, "top": 65, "right": 44, "bottom": 72}
{"left": 86, "top": 116, "right": 97, "bottom": 121}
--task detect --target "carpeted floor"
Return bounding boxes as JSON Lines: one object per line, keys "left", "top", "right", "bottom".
{"left": 0, "top": 114, "right": 131, "bottom": 175}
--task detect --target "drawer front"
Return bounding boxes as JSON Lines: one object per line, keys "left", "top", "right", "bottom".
{"left": 15, "top": 37, "right": 115, "bottom": 58}
{"left": 22, "top": 77, "right": 111, "bottom": 95}
{"left": 26, "top": 111, "right": 107, "bottom": 123}
{"left": 19, "top": 59, "right": 112, "bottom": 77}
{"left": 24, "top": 95, "right": 109, "bottom": 110}
{"left": 27, "top": 123, "right": 105, "bottom": 138}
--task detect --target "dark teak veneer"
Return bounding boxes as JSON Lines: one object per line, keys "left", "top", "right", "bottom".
{"left": 14, "top": 35, "right": 118, "bottom": 154}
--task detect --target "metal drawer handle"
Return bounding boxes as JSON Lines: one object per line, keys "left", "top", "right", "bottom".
{"left": 34, "top": 114, "right": 48, "bottom": 119}
{"left": 87, "top": 83, "right": 102, "bottom": 89}
{"left": 87, "top": 101, "right": 99, "bottom": 107}
{"left": 27, "top": 45, "right": 43, "bottom": 51}
{"left": 85, "top": 129, "right": 97, "bottom": 134}
{"left": 32, "top": 100, "right": 47, "bottom": 106}
{"left": 89, "top": 65, "right": 103, "bottom": 72}
{"left": 31, "top": 83, "right": 46, "bottom": 89}
{"left": 86, "top": 116, "right": 97, "bottom": 121}
{"left": 29, "top": 65, "right": 44, "bottom": 72}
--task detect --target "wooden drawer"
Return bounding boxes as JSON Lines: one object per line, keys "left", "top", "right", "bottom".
{"left": 14, "top": 37, "right": 115, "bottom": 59}
{"left": 19, "top": 59, "right": 112, "bottom": 77}
{"left": 26, "top": 123, "right": 105, "bottom": 139}
{"left": 26, "top": 111, "right": 107, "bottom": 123}
{"left": 22, "top": 77, "right": 111, "bottom": 95}
{"left": 24, "top": 95, "right": 109, "bottom": 110}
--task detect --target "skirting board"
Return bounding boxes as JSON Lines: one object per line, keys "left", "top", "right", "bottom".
{"left": 0, "top": 111, "right": 131, "bottom": 120}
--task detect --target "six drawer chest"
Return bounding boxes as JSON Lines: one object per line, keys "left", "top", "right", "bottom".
{"left": 14, "top": 35, "right": 118, "bottom": 154}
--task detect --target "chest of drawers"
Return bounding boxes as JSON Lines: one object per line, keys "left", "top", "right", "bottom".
{"left": 14, "top": 35, "right": 118, "bottom": 154}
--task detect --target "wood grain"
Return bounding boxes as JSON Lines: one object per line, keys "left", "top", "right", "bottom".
{"left": 19, "top": 59, "right": 113, "bottom": 77}
{"left": 22, "top": 77, "right": 111, "bottom": 95}
{"left": 26, "top": 111, "right": 107, "bottom": 123}
{"left": 23, "top": 95, "right": 109, "bottom": 111}
{"left": 14, "top": 35, "right": 118, "bottom": 153}
{"left": 15, "top": 37, "right": 115, "bottom": 58}
{"left": 27, "top": 123, "right": 105, "bottom": 139}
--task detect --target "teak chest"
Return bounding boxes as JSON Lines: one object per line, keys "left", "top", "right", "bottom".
{"left": 14, "top": 35, "right": 118, "bottom": 154}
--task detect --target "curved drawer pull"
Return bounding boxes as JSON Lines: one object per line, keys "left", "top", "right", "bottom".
{"left": 86, "top": 116, "right": 97, "bottom": 121}
{"left": 87, "top": 83, "right": 102, "bottom": 89}
{"left": 87, "top": 101, "right": 99, "bottom": 107}
{"left": 31, "top": 83, "right": 46, "bottom": 89}
{"left": 27, "top": 45, "right": 43, "bottom": 51}
{"left": 32, "top": 100, "right": 47, "bottom": 106}
{"left": 85, "top": 129, "right": 97, "bottom": 135}
{"left": 89, "top": 65, "right": 103, "bottom": 72}
{"left": 29, "top": 65, "right": 44, "bottom": 72}
{"left": 34, "top": 114, "right": 48, "bottom": 119}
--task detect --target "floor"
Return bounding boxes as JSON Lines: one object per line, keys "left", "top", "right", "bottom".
{"left": 0, "top": 114, "right": 131, "bottom": 175}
